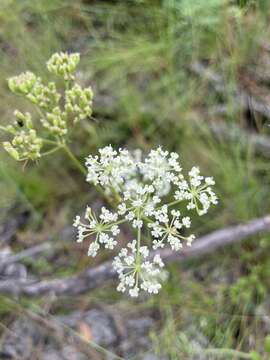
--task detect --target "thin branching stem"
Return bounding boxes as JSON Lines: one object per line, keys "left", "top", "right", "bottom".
{"left": 62, "top": 144, "right": 87, "bottom": 175}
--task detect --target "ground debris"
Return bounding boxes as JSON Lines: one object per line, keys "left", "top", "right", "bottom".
{"left": 0, "top": 247, "right": 27, "bottom": 280}
{"left": 0, "top": 308, "right": 158, "bottom": 359}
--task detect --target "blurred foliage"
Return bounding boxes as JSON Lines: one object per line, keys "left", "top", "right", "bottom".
{"left": 0, "top": 0, "right": 270, "bottom": 357}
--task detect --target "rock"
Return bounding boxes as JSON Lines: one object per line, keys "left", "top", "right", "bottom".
{"left": 3, "top": 263, "right": 27, "bottom": 279}
{"left": 119, "top": 316, "right": 154, "bottom": 358}
{"left": 0, "top": 309, "right": 161, "bottom": 359}
{"left": 57, "top": 308, "right": 118, "bottom": 346}
{"left": 0, "top": 318, "right": 43, "bottom": 359}
{"left": 0, "top": 317, "right": 89, "bottom": 360}
{"left": 57, "top": 309, "right": 156, "bottom": 358}
{"left": 0, "top": 246, "right": 27, "bottom": 279}
{"left": 42, "top": 346, "right": 88, "bottom": 360}
{"left": 42, "top": 350, "right": 63, "bottom": 360}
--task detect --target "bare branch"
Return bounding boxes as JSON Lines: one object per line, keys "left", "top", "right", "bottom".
{"left": 0, "top": 215, "right": 269, "bottom": 297}
{"left": 0, "top": 242, "right": 52, "bottom": 270}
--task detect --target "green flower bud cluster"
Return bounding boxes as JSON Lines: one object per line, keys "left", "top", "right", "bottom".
{"left": 3, "top": 111, "right": 42, "bottom": 161}
{"left": 8, "top": 72, "right": 61, "bottom": 111}
{"left": 65, "top": 84, "right": 93, "bottom": 123}
{"left": 46, "top": 52, "right": 80, "bottom": 81}
{"left": 2, "top": 52, "right": 93, "bottom": 162}
{"left": 8, "top": 71, "right": 37, "bottom": 95}
{"left": 40, "top": 106, "right": 68, "bottom": 137}
{"left": 27, "top": 81, "right": 61, "bottom": 110}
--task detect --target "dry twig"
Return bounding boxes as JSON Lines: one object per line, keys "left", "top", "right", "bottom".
{"left": 0, "top": 215, "right": 269, "bottom": 297}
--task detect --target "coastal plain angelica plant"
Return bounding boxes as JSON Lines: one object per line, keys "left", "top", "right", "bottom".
{"left": 1, "top": 52, "right": 218, "bottom": 298}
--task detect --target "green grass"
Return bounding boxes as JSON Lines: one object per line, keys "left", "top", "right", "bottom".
{"left": 0, "top": 0, "right": 270, "bottom": 358}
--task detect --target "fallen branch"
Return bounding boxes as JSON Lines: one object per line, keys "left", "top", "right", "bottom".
{"left": 0, "top": 242, "right": 52, "bottom": 271}
{"left": 0, "top": 215, "right": 269, "bottom": 297}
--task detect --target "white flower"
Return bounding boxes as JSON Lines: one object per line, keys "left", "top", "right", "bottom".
{"left": 174, "top": 166, "right": 218, "bottom": 215}
{"left": 153, "top": 254, "right": 164, "bottom": 268}
{"left": 129, "top": 287, "right": 139, "bottom": 297}
{"left": 152, "top": 240, "right": 165, "bottom": 250}
{"left": 85, "top": 146, "right": 137, "bottom": 192}
{"left": 118, "top": 203, "right": 127, "bottom": 215}
{"left": 73, "top": 206, "right": 120, "bottom": 257}
{"left": 168, "top": 234, "right": 182, "bottom": 250}
{"left": 100, "top": 207, "right": 118, "bottom": 223}
{"left": 126, "top": 211, "right": 135, "bottom": 221}
{"left": 112, "top": 240, "right": 165, "bottom": 297}
{"left": 75, "top": 146, "right": 217, "bottom": 297}
{"left": 182, "top": 217, "right": 191, "bottom": 228}
{"left": 187, "top": 234, "right": 195, "bottom": 246}
{"left": 88, "top": 242, "right": 100, "bottom": 257}
{"left": 111, "top": 225, "right": 120, "bottom": 236}
{"left": 73, "top": 215, "right": 80, "bottom": 227}
{"left": 132, "top": 219, "right": 143, "bottom": 229}
{"left": 139, "top": 147, "right": 182, "bottom": 196}
{"left": 148, "top": 209, "right": 194, "bottom": 250}
{"left": 205, "top": 177, "right": 215, "bottom": 186}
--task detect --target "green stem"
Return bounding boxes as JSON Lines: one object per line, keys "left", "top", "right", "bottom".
{"left": 165, "top": 199, "right": 182, "bottom": 208}
{"left": 204, "top": 348, "right": 252, "bottom": 359}
{"left": 102, "top": 218, "right": 128, "bottom": 231}
{"left": 62, "top": 144, "right": 87, "bottom": 175}
{"left": 112, "top": 218, "right": 128, "bottom": 226}
{"left": 40, "top": 138, "right": 59, "bottom": 146}
{"left": 137, "top": 224, "right": 141, "bottom": 250}
{"left": 136, "top": 218, "right": 142, "bottom": 266}
{"left": 42, "top": 146, "right": 61, "bottom": 157}
{"left": 34, "top": 105, "right": 46, "bottom": 119}
{"left": 0, "top": 126, "right": 12, "bottom": 134}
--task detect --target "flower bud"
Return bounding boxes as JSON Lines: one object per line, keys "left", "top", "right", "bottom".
{"left": 65, "top": 84, "right": 93, "bottom": 123}
{"left": 47, "top": 52, "right": 80, "bottom": 81}
{"left": 3, "top": 142, "right": 19, "bottom": 160}
{"left": 8, "top": 71, "right": 37, "bottom": 95}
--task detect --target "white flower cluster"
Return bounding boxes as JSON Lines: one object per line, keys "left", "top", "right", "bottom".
{"left": 74, "top": 146, "right": 218, "bottom": 297}
{"left": 85, "top": 146, "right": 136, "bottom": 192}
{"left": 174, "top": 166, "right": 217, "bottom": 215}
{"left": 113, "top": 241, "right": 165, "bottom": 297}
{"left": 73, "top": 206, "right": 120, "bottom": 257}
{"left": 149, "top": 208, "right": 194, "bottom": 250}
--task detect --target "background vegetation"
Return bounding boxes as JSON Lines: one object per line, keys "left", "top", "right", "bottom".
{"left": 0, "top": 0, "right": 270, "bottom": 358}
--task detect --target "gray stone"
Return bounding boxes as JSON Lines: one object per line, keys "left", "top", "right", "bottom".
{"left": 0, "top": 246, "right": 27, "bottom": 279}
{"left": 42, "top": 346, "right": 88, "bottom": 360}
{"left": 57, "top": 308, "right": 118, "bottom": 346}
{"left": 0, "top": 318, "right": 43, "bottom": 359}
